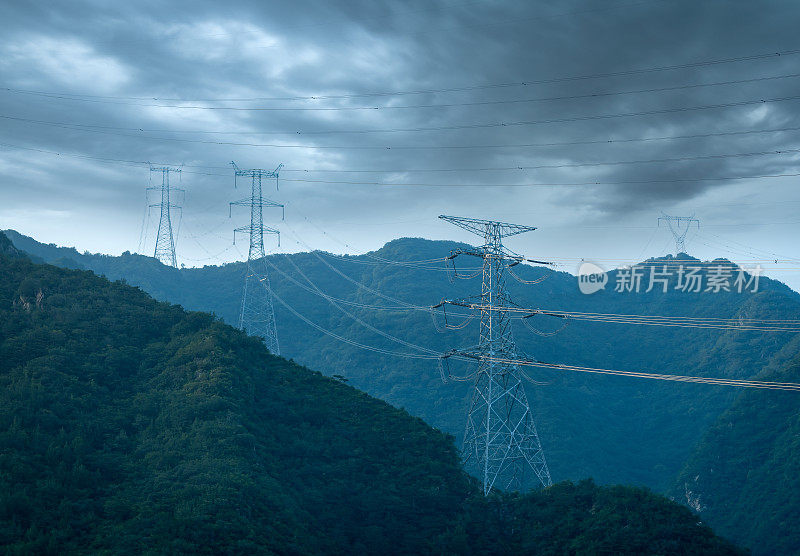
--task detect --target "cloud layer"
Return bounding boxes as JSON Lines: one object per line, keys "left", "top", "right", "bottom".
{"left": 1, "top": 0, "right": 799, "bottom": 288}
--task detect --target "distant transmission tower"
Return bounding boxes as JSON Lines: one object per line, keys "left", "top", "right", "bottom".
{"left": 658, "top": 212, "right": 699, "bottom": 254}
{"left": 230, "top": 162, "right": 284, "bottom": 355}
{"left": 148, "top": 165, "right": 183, "bottom": 267}
{"left": 436, "top": 215, "right": 552, "bottom": 495}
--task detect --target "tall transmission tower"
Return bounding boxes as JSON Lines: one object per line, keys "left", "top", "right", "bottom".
{"left": 658, "top": 212, "right": 699, "bottom": 254}
{"left": 435, "top": 215, "right": 552, "bottom": 495}
{"left": 230, "top": 162, "right": 284, "bottom": 355}
{"left": 148, "top": 165, "right": 183, "bottom": 267}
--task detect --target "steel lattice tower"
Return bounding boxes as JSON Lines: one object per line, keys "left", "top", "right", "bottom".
{"left": 437, "top": 215, "right": 552, "bottom": 495}
{"left": 658, "top": 212, "right": 699, "bottom": 254}
{"left": 148, "top": 166, "right": 183, "bottom": 267}
{"left": 230, "top": 162, "right": 284, "bottom": 355}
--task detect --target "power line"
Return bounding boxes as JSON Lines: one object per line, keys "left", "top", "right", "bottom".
{"left": 502, "top": 357, "right": 800, "bottom": 391}
{"left": 254, "top": 259, "right": 800, "bottom": 390}
{"left": 696, "top": 230, "right": 800, "bottom": 265}
{"left": 6, "top": 137, "right": 800, "bottom": 178}
{"left": 67, "top": 0, "right": 658, "bottom": 65}
{"left": 253, "top": 252, "right": 800, "bottom": 389}
{"left": 278, "top": 170, "right": 800, "bottom": 187}
{"left": 231, "top": 229, "right": 800, "bottom": 394}
{"left": 276, "top": 228, "right": 800, "bottom": 316}
{"left": 278, "top": 253, "right": 441, "bottom": 354}
{"left": 283, "top": 222, "right": 442, "bottom": 305}
{"left": 234, "top": 244, "right": 438, "bottom": 360}
{"left": 10, "top": 141, "right": 800, "bottom": 189}
{"left": 5, "top": 119, "right": 800, "bottom": 156}
{"left": 4, "top": 93, "right": 800, "bottom": 137}
{"left": 280, "top": 146, "right": 800, "bottom": 174}
{"left": 6, "top": 71, "right": 800, "bottom": 112}
{"left": 469, "top": 305, "right": 800, "bottom": 332}
{"left": 3, "top": 46, "right": 798, "bottom": 103}
{"left": 309, "top": 250, "right": 800, "bottom": 272}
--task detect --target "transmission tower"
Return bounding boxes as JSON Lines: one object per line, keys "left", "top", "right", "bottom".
{"left": 230, "top": 162, "right": 284, "bottom": 355}
{"left": 658, "top": 212, "right": 699, "bottom": 254}
{"left": 436, "top": 215, "right": 552, "bottom": 495}
{"left": 148, "top": 165, "right": 183, "bottom": 267}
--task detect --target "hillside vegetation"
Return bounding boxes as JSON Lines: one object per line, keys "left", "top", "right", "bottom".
{"left": 0, "top": 232, "right": 745, "bottom": 554}
{"left": 9, "top": 229, "right": 800, "bottom": 493}
{"left": 674, "top": 336, "right": 800, "bottom": 555}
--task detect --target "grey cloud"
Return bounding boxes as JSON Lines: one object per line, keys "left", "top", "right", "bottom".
{"left": 1, "top": 0, "right": 799, "bottom": 288}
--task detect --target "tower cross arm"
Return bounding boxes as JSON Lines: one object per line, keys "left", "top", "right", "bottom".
{"left": 233, "top": 168, "right": 281, "bottom": 178}
{"left": 234, "top": 224, "right": 280, "bottom": 235}
{"left": 433, "top": 296, "right": 490, "bottom": 310}
{"left": 262, "top": 199, "right": 285, "bottom": 209}
{"left": 447, "top": 247, "right": 486, "bottom": 260}
{"left": 439, "top": 215, "right": 537, "bottom": 238}
{"left": 229, "top": 198, "right": 285, "bottom": 219}
{"left": 658, "top": 212, "right": 700, "bottom": 228}
{"left": 440, "top": 346, "right": 484, "bottom": 361}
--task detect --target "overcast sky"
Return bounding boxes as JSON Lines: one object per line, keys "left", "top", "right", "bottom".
{"left": 2, "top": 0, "right": 800, "bottom": 289}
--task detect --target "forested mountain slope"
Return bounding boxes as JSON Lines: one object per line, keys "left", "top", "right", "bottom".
{"left": 674, "top": 334, "right": 800, "bottom": 556}
{"left": 0, "top": 234, "right": 744, "bottom": 554}
{"left": 8, "top": 229, "right": 800, "bottom": 493}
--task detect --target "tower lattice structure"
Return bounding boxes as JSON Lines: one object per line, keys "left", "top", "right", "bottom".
{"left": 148, "top": 166, "right": 183, "bottom": 267}
{"left": 658, "top": 212, "right": 699, "bottom": 254}
{"left": 230, "top": 162, "right": 284, "bottom": 355}
{"left": 437, "top": 215, "right": 552, "bottom": 495}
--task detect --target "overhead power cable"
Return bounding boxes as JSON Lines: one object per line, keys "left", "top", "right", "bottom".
{"left": 4, "top": 93, "right": 800, "bottom": 137}
{"left": 235, "top": 241, "right": 800, "bottom": 391}
{"left": 267, "top": 259, "right": 431, "bottom": 311}
{"left": 3, "top": 46, "right": 798, "bottom": 102}
{"left": 286, "top": 210, "right": 488, "bottom": 273}
{"left": 279, "top": 170, "right": 800, "bottom": 187}
{"left": 455, "top": 304, "right": 800, "bottom": 332}
{"left": 9, "top": 144, "right": 800, "bottom": 190}
{"left": 695, "top": 230, "right": 800, "bottom": 265}
{"left": 257, "top": 245, "right": 800, "bottom": 328}
{"left": 280, "top": 146, "right": 800, "bottom": 174}
{"left": 16, "top": 121, "right": 800, "bottom": 151}
{"left": 278, "top": 252, "right": 441, "bottom": 354}
{"left": 282, "top": 222, "right": 441, "bottom": 306}
{"left": 236, "top": 246, "right": 437, "bottom": 360}
{"left": 5, "top": 72, "right": 800, "bottom": 111}
{"left": 498, "top": 357, "right": 800, "bottom": 391}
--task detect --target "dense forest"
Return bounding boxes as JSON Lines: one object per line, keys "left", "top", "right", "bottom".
{"left": 674, "top": 336, "right": 800, "bottom": 555}
{"left": 8, "top": 229, "right": 800, "bottom": 493}
{"left": 0, "top": 231, "right": 745, "bottom": 553}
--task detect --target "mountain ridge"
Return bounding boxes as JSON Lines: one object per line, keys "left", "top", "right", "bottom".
{"left": 6, "top": 229, "right": 800, "bottom": 494}
{"left": 0, "top": 231, "right": 745, "bottom": 554}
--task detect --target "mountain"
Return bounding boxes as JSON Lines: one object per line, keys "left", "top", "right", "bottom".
{"left": 6, "top": 229, "right": 800, "bottom": 495}
{"left": 0, "top": 231, "right": 24, "bottom": 259}
{"left": 673, "top": 333, "right": 800, "bottom": 555}
{"left": 0, "top": 234, "right": 744, "bottom": 554}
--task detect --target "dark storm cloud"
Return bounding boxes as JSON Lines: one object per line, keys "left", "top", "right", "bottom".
{"left": 1, "top": 0, "right": 799, "bottom": 267}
